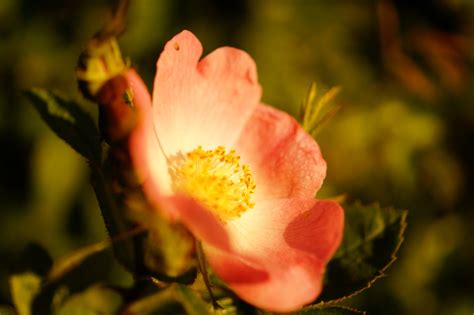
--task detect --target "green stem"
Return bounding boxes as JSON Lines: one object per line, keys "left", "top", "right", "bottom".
{"left": 195, "top": 240, "right": 221, "bottom": 310}
{"left": 90, "top": 162, "right": 137, "bottom": 271}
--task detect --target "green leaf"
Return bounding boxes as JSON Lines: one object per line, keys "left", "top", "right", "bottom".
{"left": 300, "top": 83, "right": 341, "bottom": 137}
{"left": 318, "top": 202, "right": 407, "bottom": 303}
{"left": 295, "top": 306, "right": 366, "bottom": 315}
{"left": 261, "top": 305, "right": 365, "bottom": 315}
{"left": 142, "top": 215, "right": 195, "bottom": 282}
{"left": 46, "top": 241, "right": 110, "bottom": 283}
{"left": 122, "top": 284, "right": 211, "bottom": 315}
{"left": 25, "top": 88, "right": 101, "bottom": 163}
{"left": 9, "top": 272, "right": 42, "bottom": 315}
{"left": 122, "top": 286, "right": 175, "bottom": 315}
{"left": 293, "top": 306, "right": 365, "bottom": 314}
{"left": 174, "top": 285, "right": 211, "bottom": 315}
{"left": 47, "top": 226, "right": 144, "bottom": 283}
{"left": 56, "top": 285, "right": 122, "bottom": 315}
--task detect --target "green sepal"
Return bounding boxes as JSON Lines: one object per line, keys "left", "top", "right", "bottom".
{"left": 75, "top": 0, "right": 129, "bottom": 100}
{"left": 76, "top": 37, "right": 129, "bottom": 100}
{"left": 130, "top": 207, "right": 197, "bottom": 283}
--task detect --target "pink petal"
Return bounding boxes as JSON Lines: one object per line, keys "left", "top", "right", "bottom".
{"left": 235, "top": 104, "right": 327, "bottom": 200}
{"left": 157, "top": 194, "right": 230, "bottom": 251}
{"left": 151, "top": 30, "right": 262, "bottom": 155}
{"left": 127, "top": 69, "right": 172, "bottom": 208}
{"left": 204, "top": 199, "right": 344, "bottom": 312}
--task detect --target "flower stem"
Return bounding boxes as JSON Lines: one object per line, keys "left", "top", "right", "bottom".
{"left": 195, "top": 240, "right": 221, "bottom": 310}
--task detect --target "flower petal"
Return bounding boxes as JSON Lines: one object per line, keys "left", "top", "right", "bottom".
{"left": 235, "top": 104, "right": 327, "bottom": 200}
{"left": 127, "top": 69, "right": 172, "bottom": 204}
{"left": 204, "top": 199, "right": 344, "bottom": 312}
{"left": 151, "top": 30, "right": 262, "bottom": 155}
{"left": 157, "top": 194, "right": 231, "bottom": 251}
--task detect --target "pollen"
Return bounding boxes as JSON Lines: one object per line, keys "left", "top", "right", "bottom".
{"left": 168, "top": 146, "right": 256, "bottom": 221}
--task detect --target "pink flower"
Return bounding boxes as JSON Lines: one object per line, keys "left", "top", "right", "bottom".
{"left": 127, "top": 30, "right": 344, "bottom": 312}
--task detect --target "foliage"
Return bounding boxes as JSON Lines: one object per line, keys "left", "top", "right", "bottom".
{"left": 24, "top": 89, "right": 101, "bottom": 164}
{"left": 320, "top": 203, "right": 407, "bottom": 303}
{"left": 1, "top": 1, "right": 473, "bottom": 314}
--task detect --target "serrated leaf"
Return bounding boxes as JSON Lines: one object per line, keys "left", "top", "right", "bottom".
{"left": 293, "top": 306, "right": 365, "bottom": 315}
{"left": 9, "top": 272, "right": 42, "bottom": 315}
{"left": 25, "top": 88, "right": 101, "bottom": 163}
{"left": 56, "top": 284, "right": 122, "bottom": 315}
{"left": 261, "top": 305, "right": 365, "bottom": 315}
{"left": 318, "top": 202, "right": 407, "bottom": 303}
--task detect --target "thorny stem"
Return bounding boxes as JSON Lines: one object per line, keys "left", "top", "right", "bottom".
{"left": 196, "top": 240, "right": 221, "bottom": 310}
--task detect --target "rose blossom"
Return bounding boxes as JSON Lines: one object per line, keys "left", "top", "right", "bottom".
{"left": 127, "top": 30, "right": 344, "bottom": 312}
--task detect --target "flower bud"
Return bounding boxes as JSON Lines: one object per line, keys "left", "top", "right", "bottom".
{"left": 76, "top": 37, "right": 136, "bottom": 144}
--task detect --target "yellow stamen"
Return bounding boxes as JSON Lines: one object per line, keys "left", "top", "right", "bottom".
{"left": 168, "top": 146, "right": 256, "bottom": 221}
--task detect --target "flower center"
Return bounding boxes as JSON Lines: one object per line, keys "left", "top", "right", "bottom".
{"left": 168, "top": 146, "right": 256, "bottom": 221}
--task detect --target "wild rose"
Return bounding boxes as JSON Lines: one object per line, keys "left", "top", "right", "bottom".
{"left": 127, "top": 30, "right": 344, "bottom": 312}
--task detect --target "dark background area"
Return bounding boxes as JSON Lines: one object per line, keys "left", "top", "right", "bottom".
{"left": 0, "top": 1, "right": 473, "bottom": 314}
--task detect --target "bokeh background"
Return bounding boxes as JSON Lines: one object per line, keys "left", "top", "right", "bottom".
{"left": 1, "top": 1, "right": 473, "bottom": 314}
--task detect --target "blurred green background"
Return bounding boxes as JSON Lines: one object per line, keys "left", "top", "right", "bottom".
{"left": 1, "top": 0, "right": 473, "bottom": 314}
